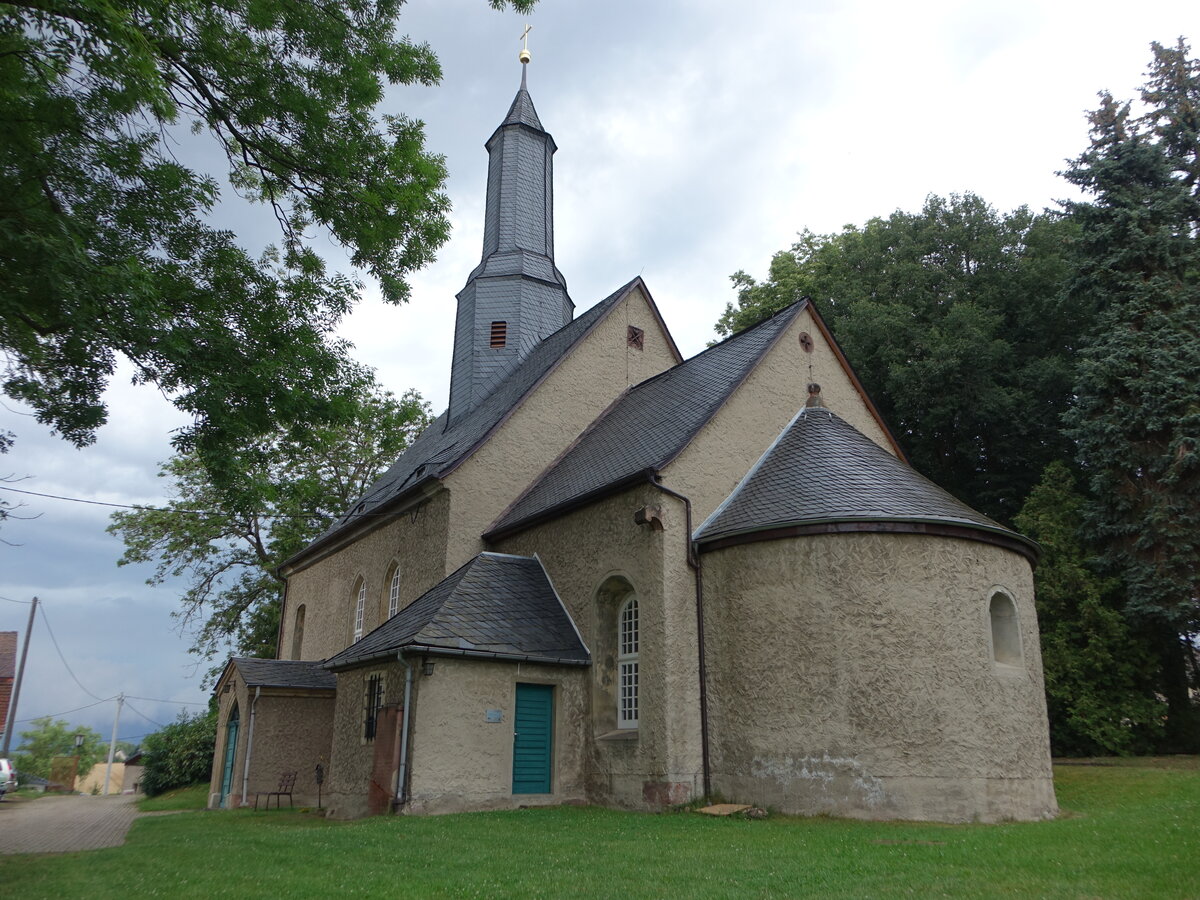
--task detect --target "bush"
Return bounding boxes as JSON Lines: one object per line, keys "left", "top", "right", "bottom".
{"left": 140, "top": 709, "right": 217, "bottom": 797}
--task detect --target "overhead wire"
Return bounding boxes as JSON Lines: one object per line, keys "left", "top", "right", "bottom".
{"left": 38, "top": 603, "right": 108, "bottom": 702}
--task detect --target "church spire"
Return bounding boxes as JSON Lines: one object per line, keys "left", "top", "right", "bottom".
{"left": 447, "top": 35, "right": 573, "bottom": 425}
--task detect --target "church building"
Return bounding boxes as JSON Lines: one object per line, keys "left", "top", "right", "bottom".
{"left": 209, "top": 54, "right": 1057, "bottom": 824}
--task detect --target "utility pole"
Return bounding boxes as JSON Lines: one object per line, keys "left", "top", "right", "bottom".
{"left": 103, "top": 693, "right": 123, "bottom": 795}
{"left": 1, "top": 596, "right": 38, "bottom": 758}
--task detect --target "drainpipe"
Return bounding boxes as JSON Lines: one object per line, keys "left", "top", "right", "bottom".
{"left": 240, "top": 686, "right": 261, "bottom": 806}
{"left": 647, "top": 477, "right": 712, "bottom": 800}
{"left": 393, "top": 652, "right": 415, "bottom": 811}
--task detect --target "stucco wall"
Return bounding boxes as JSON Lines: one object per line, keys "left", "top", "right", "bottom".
{"left": 701, "top": 532, "right": 1056, "bottom": 823}
{"left": 326, "top": 662, "right": 406, "bottom": 819}
{"left": 667, "top": 304, "right": 897, "bottom": 525}
{"left": 446, "top": 284, "right": 679, "bottom": 571}
{"left": 209, "top": 671, "right": 334, "bottom": 809}
{"left": 496, "top": 484, "right": 704, "bottom": 808}
{"left": 280, "top": 490, "right": 451, "bottom": 662}
{"left": 406, "top": 658, "right": 588, "bottom": 814}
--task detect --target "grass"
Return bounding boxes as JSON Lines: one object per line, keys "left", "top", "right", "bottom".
{"left": 136, "top": 784, "right": 210, "bottom": 812}
{"left": 1, "top": 760, "right": 1197, "bottom": 899}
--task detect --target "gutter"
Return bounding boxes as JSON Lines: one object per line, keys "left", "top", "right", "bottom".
{"left": 645, "top": 475, "right": 712, "bottom": 800}
{"left": 393, "top": 653, "right": 414, "bottom": 811}
{"left": 240, "top": 686, "right": 261, "bottom": 807}
{"left": 327, "top": 644, "right": 590, "bottom": 674}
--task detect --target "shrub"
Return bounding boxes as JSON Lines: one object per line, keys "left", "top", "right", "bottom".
{"left": 140, "top": 709, "right": 217, "bottom": 797}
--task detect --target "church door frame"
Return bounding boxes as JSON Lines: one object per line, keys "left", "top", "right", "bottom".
{"left": 219, "top": 704, "right": 240, "bottom": 808}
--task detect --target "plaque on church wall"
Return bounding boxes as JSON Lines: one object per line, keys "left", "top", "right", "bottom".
{"left": 485, "top": 709, "right": 503, "bottom": 723}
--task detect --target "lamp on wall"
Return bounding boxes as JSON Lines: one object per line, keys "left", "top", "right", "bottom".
{"left": 422, "top": 658, "right": 435, "bottom": 677}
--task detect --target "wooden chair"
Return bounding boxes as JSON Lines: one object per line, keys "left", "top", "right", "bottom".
{"left": 254, "top": 771, "right": 297, "bottom": 810}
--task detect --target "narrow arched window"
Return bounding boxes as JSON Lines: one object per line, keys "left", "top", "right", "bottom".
{"left": 989, "top": 591, "right": 1022, "bottom": 666}
{"left": 353, "top": 579, "right": 366, "bottom": 643}
{"left": 291, "top": 604, "right": 306, "bottom": 659}
{"left": 388, "top": 565, "right": 401, "bottom": 618}
{"left": 618, "top": 597, "right": 639, "bottom": 728}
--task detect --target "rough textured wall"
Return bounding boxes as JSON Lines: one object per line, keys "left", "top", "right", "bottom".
{"left": 326, "top": 661, "right": 407, "bottom": 819}
{"left": 280, "top": 491, "right": 451, "bottom": 662}
{"left": 447, "top": 285, "right": 679, "bottom": 571}
{"left": 702, "top": 532, "right": 1056, "bottom": 823}
{"left": 497, "top": 484, "right": 704, "bottom": 808}
{"left": 242, "top": 692, "right": 335, "bottom": 809}
{"left": 668, "top": 305, "right": 896, "bottom": 524}
{"left": 406, "top": 658, "right": 588, "bottom": 814}
{"left": 76, "top": 762, "right": 123, "bottom": 794}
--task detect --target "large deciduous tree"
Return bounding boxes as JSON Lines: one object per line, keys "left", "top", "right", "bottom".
{"left": 0, "top": 0, "right": 530, "bottom": 477}
{"left": 1061, "top": 38, "right": 1200, "bottom": 749}
{"left": 717, "top": 194, "right": 1082, "bottom": 523}
{"left": 107, "top": 372, "right": 431, "bottom": 671}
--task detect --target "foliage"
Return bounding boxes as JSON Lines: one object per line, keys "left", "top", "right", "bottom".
{"left": 139, "top": 709, "right": 217, "bottom": 797}
{"left": 717, "top": 194, "right": 1083, "bottom": 523}
{"left": 2, "top": 764, "right": 1200, "bottom": 898}
{"left": 12, "top": 717, "right": 105, "bottom": 781}
{"left": 1061, "top": 39, "right": 1200, "bottom": 749}
{"left": 1014, "top": 462, "right": 1164, "bottom": 755}
{"left": 0, "top": 0, "right": 531, "bottom": 478}
{"left": 108, "top": 371, "right": 431, "bottom": 670}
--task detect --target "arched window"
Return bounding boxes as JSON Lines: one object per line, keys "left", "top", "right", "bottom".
{"left": 618, "top": 596, "right": 639, "bottom": 728}
{"left": 989, "top": 591, "right": 1022, "bottom": 667}
{"left": 352, "top": 579, "right": 366, "bottom": 643}
{"left": 291, "top": 604, "right": 306, "bottom": 659}
{"left": 387, "top": 565, "right": 401, "bottom": 618}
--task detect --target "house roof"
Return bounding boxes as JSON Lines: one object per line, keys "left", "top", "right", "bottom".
{"left": 289, "top": 278, "right": 659, "bottom": 567}
{"left": 693, "top": 405, "right": 1037, "bottom": 559}
{"left": 0, "top": 631, "right": 16, "bottom": 678}
{"left": 324, "top": 552, "right": 588, "bottom": 671}
{"left": 230, "top": 658, "right": 336, "bottom": 691}
{"left": 485, "top": 301, "right": 806, "bottom": 539}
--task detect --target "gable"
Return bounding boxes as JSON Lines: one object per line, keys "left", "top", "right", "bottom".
{"left": 662, "top": 301, "right": 902, "bottom": 522}
{"left": 442, "top": 279, "right": 679, "bottom": 567}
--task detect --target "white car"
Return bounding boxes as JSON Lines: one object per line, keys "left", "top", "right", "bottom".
{"left": 0, "top": 759, "right": 15, "bottom": 799}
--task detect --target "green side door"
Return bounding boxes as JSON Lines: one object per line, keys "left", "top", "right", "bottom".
{"left": 220, "top": 705, "right": 239, "bottom": 808}
{"left": 512, "top": 683, "right": 553, "bottom": 794}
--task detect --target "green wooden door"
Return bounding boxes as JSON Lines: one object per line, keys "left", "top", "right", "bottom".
{"left": 220, "top": 705, "right": 239, "bottom": 808}
{"left": 512, "top": 683, "right": 553, "bottom": 794}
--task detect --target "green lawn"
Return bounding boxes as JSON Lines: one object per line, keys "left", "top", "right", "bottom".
{"left": 2, "top": 760, "right": 1197, "bottom": 899}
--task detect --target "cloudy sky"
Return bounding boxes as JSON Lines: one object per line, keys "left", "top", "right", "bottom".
{"left": 1, "top": 0, "right": 1194, "bottom": 748}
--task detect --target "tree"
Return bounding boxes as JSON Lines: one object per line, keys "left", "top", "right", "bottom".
{"left": 0, "top": 0, "right": 531, "bottom": 478}
{"left": 139, "top": 708, "right": 217, "bottom": 796}
{"left": 12, "top": 717, "right": 105, "bottom": 781}
{"left": 108, "top": 371, "right": 431, "bottom": 671}
{"left": 717, "top": 194, "right": 1084, "bottom": 523}
{"left": 1014, "top": 462, "right": 1164, "bottom": 755}
{"left": 1061, "top": 38, "right": 1200, "bottom": 750}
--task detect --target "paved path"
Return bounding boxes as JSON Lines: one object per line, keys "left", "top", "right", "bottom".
{"left": 0, "top": 793, "right": 178, "bottom": 854}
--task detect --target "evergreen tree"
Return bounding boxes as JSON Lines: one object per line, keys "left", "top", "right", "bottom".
{"left": 1014, "top": 462, "right": 1163, "bottom": 755}
{"left": 1061, "top": 39, "right": 1200, "bottom": 750}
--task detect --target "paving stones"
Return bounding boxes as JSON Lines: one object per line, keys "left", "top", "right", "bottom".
{"left": 0, "top": 793, "right": 176, "bottom": 854}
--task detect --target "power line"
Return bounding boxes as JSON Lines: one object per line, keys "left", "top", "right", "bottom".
{"left": 0, "top": 484, "right": 334, "bottom": 520}
{"left": 38, "top": 604, "right": 107, "bottom": 702}
{"left": 124, "top": 694, "right": 208, "bottom": 707}
{"left": 0, "top": 594, "right": 34, "bottom": 604}
{"left": 14, "top": 697, "right": 114, "bottom": 724}
{"left": 122, "top": 699, "right": 165, "bottom": 730}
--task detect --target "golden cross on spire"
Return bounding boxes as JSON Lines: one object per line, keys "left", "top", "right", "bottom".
{"left": 519, "top": 24, "right": 532, "bottom": 63}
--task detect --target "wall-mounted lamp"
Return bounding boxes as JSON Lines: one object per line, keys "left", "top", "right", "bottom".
{"left": 74, "top": 733, "right": 84, "bottom": 750}
{"left": 422, "top": 659, "right": 435, "bottom": 677}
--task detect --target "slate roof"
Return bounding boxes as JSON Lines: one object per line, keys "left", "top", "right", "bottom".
{"left": 325, "top": 552, "right": 588, "bottom": 671}
{"left": 0, "top": 631, "right": 15, "bottom": 678}
{"left": 231, "top": 658, "right": 336, "bottom": 691}
{"left": 500, "top": 82, "right": 544, "bottom": 131}
{"left": 486, "top": 301, "right": 806, "bottom": 538}
{"left": 291, "top": 279, "right": 644, "bottom": 564}
{"left": 694, "top": 406, "right": 1035, "bottom": 552}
